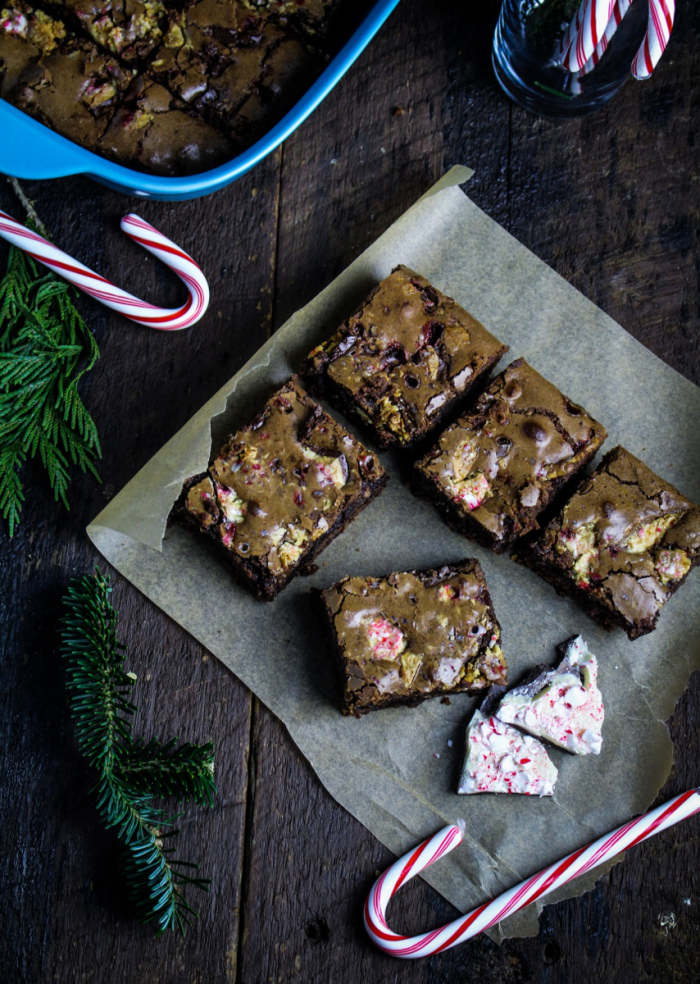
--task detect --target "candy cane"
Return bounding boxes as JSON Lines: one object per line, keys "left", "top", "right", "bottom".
{"left": 0, "top": 211, "right": 209, "bottom": 330}
{"left": 364, "top": 787, "right": 700, "bottom": 959}
{"left": 578, "top": 0, "right": 632, "bottom": 76}
{"left": 631, "top": 0, "right": 675, "bottom": 80}
{"left": 557, "top": 0, "right": 616, "bottom": 72}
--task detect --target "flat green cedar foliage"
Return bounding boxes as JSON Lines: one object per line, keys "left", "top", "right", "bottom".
{"left": 0, "top": 232, "right": 101, "bottom": 536}
{"left": 60, "top": 570, "right": 216, "bottom": 935}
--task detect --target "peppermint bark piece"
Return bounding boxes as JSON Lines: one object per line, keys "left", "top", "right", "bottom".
{"left": 458, "top": 692, "right": 557, "bottom": 797}
{"left": 497, "top": 636, "right": 604, "bottom": 755}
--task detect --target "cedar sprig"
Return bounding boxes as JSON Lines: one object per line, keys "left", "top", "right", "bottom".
{"left": 0, "top": 224, "right": 101, "bottom": 536}
{"left": 60, "top": 570, "right": 215, "bottom": 935}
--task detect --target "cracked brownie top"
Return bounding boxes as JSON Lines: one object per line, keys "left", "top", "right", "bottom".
{"left": 415, "top": 359, "right": 607, "bottom": 549}
{"left": 305, "top": 264, "right": 508, "bottom": 449}
{"left": 183, "top": 376, "right": 385, "bottom": 586}
{"left": 321, "top": 559, "right": 507, "bottom": 714}
{"left": 524, "top": 446, "right": 700, "bottom": 638}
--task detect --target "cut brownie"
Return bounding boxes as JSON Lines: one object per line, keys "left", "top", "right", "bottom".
{"left": 98, "top": 73, "right": 235, "bottom": 175}
{"left": 0, "top": 2, "right": 66, "bottom": 98}
{"left": 414, "top": 359, "right": 607, "bottom": 553}
{"left": 44, "top": 0, "right": 167, "bottom": 63}
{"left": 304, "top": 265, "right": 508, "bottom": 450}
{"left": 518, "top": 446, "right": 700, "bottom": 639}
{"left": 319, "top": 559, "right": 507, "bottom": 716}
{"left": 497, "top": 636, "right": 604, "bottom": 755}
{"left": 178, "top": 377, "right": 387, "bottom": 601}
{"left": 458, "top": 689, "right": 557, "bottom": 796}
{"left": 240, "top": 0, "right": 342, "bottom": 41}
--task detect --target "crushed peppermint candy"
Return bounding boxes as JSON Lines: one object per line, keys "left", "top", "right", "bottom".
{"left": 497, "top": 636, "right": 604, "bottom": 755}
{"left": 214, "top": 481, "right": 247, "bottom": 525}
{"left": 458, "top": 709, "right": 557, "bottom": 796}
{"left": 453, "top": 472, "right": 491, "bottom": 510}
{"left": 367, "top": 616, "right": 406, "bottom": 661}
{"left": 655, "top": 548, "right": 691, "bottom": 584}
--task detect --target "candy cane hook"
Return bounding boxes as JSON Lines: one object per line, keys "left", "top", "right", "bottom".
{"left": 365, "top": 788, "right": 700, "bottom": 959}
{"left": 0, "top": 211, "right": 209, "bottom": 331}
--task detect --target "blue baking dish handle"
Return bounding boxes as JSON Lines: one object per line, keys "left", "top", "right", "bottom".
{"left": 0, "top": 0, "right": 402, "bottom": 201}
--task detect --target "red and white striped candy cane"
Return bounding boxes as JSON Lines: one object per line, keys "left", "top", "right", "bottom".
{"left": 557, "top": 0, "right": 616, "bottom": 72}
{"left": 579, "top": 0, "right": 632, "bottom": 76}
{"left": 365, "top": 787, "right": 700, "bottom": 959}
{"left": 631, "top": 0, "right": 675, "bottom": 80}
{"left": 0, "top": 211, "right": 209, "bottom": 330}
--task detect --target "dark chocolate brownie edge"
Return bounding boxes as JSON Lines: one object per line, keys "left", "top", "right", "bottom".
{"left": 174, "top": 468, "right": 388, "bottom": 602}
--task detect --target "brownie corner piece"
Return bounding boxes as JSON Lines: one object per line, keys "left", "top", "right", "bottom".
{"left": 177, "top": 376, "right": 387, "bottom": 601}
{"left": 518, "top": 445, "right": 700, "bottom": 639}
{"left": 303, "top": 264, "right": 508, "bottom": 450}
{"left": 414, "top": 358, "right": 607, "bottom": 553}
{"left": 320, "top": 559, "right": 507, "bottom": 716}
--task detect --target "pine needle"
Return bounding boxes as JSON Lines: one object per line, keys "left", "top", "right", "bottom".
{"left": 0, "top": 224, "right": 101, "bottom": 536}
{"left": 60, "top": 571, "right": 215, "bottom": 935}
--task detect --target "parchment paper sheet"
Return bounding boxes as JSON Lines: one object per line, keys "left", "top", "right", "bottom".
{"left": 88, "top": 168, "right": 700, "bottom": 941}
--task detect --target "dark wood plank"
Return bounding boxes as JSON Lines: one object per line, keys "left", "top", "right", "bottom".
{"left": 0, "top": 156, "right": 281, "bottom": 982}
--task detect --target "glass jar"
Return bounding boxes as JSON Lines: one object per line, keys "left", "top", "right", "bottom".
{"left": 492, "top": 0, "right": 650, "bottom": 117}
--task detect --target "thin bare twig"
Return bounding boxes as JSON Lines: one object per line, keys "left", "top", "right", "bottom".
{"left": 7, "top": 176, "right": 51, "bottom": 239}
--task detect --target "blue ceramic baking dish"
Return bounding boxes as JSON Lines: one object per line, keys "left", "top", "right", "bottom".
{"left": 0, "top": 0, "right": 401, "bottom": 201}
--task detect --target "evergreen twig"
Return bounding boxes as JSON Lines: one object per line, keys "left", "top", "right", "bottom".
{"left": 0, "top": 200, "right": 101, "bottom": 536}
{"left": 60, "top": 571, "right": 215, "bottom": 935}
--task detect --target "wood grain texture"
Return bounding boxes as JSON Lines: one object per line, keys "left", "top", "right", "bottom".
{"left": 1, "top": 0, "right": 699, "bottom": 980}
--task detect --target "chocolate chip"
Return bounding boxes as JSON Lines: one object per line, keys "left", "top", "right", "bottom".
{"left": 504, "top": 382, "right": 522, "bottom": 400}
{"left": 522, "top": 421, "right": 548, "bottom": 443}
{"left": 496, "top": 436, "right": 512, "bottom": 458}
{"left": 404, "top": 374, "right": 420, "bottom": 389}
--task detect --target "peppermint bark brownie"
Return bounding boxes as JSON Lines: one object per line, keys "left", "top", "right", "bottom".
{"left": 458, "top": 689, "right": 557, "bottom": 797}
{"left": 319, "top": 560, "right": 507, "bottom": 716}
{"left": 497, "top": 636, "right": 604, "bottom": 755}
{"left": 518, "top": 446, "right": 700, "bottom": 639}
{"left": 178, "top": 377, "right": 387, "bottom": 602}
{"left": 414, "top": 359, "right": 607, "bottom": 553}
{"left": 304, "top": 265, "right": 508, "bottom": 450}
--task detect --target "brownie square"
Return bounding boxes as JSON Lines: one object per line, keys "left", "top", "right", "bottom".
{"left": 414, "top": 359, "right": 607, "bottom": 552}
{"left": 304, "top": 265, "right": 508, "bottom": 450}
{"left": 518, "top": 446, "right": 700, "bottom": 639}
{"left": 320, "top": 559, "right": 507, "bottom": 716}
{"left": 178, "top": 377, "right": 387, "bottom": 601}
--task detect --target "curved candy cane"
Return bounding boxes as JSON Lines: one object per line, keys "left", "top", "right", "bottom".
{"left": 631, "top": 0, "right": 675, "bottom": 80}
{"left": 557, "top": 0, "right": 616, "bottom": 72}
{"left": 0, "top": 211, "right": 209, "bottom": 330}
{"left": 578, "top": 0, "right": 632, "bottom": 77}
{"left": 365, "top": 788, "right": 700, "bottom": 959}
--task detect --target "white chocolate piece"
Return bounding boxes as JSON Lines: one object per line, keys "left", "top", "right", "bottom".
{"left": 458, "top": 709, "right": 557, "bottom": 797}
{"left": 496, "top": 636, "right": 604, "bottom": 755}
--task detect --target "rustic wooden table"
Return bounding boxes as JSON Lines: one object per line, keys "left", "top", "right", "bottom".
{"left": 2, "top": 1, "right": 699, "bottom": 981}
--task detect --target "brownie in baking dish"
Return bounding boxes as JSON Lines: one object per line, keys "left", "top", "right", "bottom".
{"left": 150, "top": 1, "right": 318, "bottom": 138}
{"left": 178, "top": 376, "right": 387, "bottom": 602}
{"left": 0, "top": 2, "right": 66, "bottom": 98}
{"left": 43, "top": 0, "right": 168, "bottom": 63}
{"left": 518, "top": 446, "right": 700, "bottom": 639}
{"left": 304, "top": 265, "right": 508, "bottom": 450}
{"left": 98, "top": 73, "right": 236, "bottom": 175}
{"left": 414, "top": 359, "right": 607, "bottom": 552}
{"left": 319, "top": 559, "right": 507, "bottom": 716}
{"left": 10, "top": 32, "right": 133, "bottom": 152}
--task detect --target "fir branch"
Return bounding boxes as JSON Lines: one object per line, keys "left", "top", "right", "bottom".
{"left": 117, "top": 737, "right": 216, "bottom": 807}
{"left": 60, "top": 571, "right": 215, "bottom": 935}
{"left": 0, "top": 210, "right": 101, "bottom": 536}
